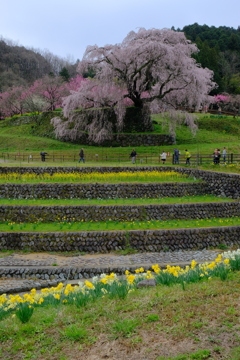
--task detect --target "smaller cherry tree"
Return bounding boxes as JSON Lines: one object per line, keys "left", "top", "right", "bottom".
{"left": 0, "top": 86, "right": 30, "bottom": 117}
{"left": 30, "top": 75, "right": 68, "bottom": 111}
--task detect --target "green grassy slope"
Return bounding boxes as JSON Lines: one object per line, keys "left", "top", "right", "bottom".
{"left": 0, "top": 112, "right": 240, "bottom": 156}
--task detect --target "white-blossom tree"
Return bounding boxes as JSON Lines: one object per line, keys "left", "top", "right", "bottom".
{"left": 59, "top": 28, "right": 217, "bottom": 142}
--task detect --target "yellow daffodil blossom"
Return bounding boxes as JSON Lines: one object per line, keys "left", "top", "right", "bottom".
{"left": 54, "top": 294, "right": 61, "bottom": 300}
{"left": 1, "top": 249, "right": 240, "bottom": 320}
{"left": 84, "top": 280, "right": 95, "bottom": 290}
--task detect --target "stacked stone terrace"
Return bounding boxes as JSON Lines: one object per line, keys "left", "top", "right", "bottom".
{"left": 0, "top": 166, "right": 240, "bottom": 254}
{"left": 1, "top": 166, "right": 240, "bottom": 288}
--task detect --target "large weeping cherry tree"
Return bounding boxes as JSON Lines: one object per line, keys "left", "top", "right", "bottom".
{"left": 56, "top": 28, "right": 217, "bottom": 143}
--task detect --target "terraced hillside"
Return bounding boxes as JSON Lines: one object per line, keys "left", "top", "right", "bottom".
{"left": 0, "top": 166, "right": 240, "bottom": 281}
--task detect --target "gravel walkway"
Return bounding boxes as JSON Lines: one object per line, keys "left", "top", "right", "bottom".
{"left": 0, "top": 249, "right": 221, "bottom": 267}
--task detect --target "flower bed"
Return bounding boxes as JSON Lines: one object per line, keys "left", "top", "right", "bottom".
{"left": 0, "top": 171, "right": 193, "bottom": 183}
{"left": 1, "top": 250, "right": 239, "bottom": 323}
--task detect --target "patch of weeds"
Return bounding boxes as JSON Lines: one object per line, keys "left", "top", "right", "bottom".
{"left": 189, "top": 349, "right": 211, "bottom": 359}
{"left": 112, "top": 317, "right": 140, "bottom": 338}
{"left": 156, "top": 349, "right": 211, "bottom": 359}
{"left": 218, "top": 243, "right": 228, "bottom": 250}
{"left": 193, "top": 337, "right": 201, "bottom": 343}
{"left": 229, "top": 346, "right": 240, "bottom": 360}
{"left": 0, "top": 327, "right": 13, "bottom": 342}
{"left": 63, "top": 324, "right": 88, "bottom": 342}
{"left": 51, "top": 263, "right": 58, "bottom": 266}
{"left": 213, "top": 346, "right": 223, "bottom": 354}
{"left": 226, "top": 306, "right": 237, "bottom": 315}
{"left": 115, "top": 231, "right": 138, "bottom": 255}
{"left": 18, "top": 323, "right": 39, "bottom": 336}
{"left": 192, "top": 321, "right": 204, "bottom": 329}
{"left": 146, "top": 313, "right": 159, "bottom": 322}
{"left": 130, "top": 336, "right": 142, "bottom": 344}
{"left": 222, "top": 320, "right": 234, "bottom": 328}
{"left": 0, "top": 249, "right": 15, "bottom": 257}
{"left": 115, "top": 247, "right": 138, "bottom": 255}
{"left": 22, "top": 248, "right": 32, "bottom": 254}
{"left": 163, "top": 246, "right": 170, "bottom": 252}
{"left": 38, "top": 313, "right": 56, "bottom": 326}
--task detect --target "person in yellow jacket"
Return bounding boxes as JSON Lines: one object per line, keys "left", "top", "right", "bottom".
{"left": 185, "top": 149, "right": 191, "bottom": 165}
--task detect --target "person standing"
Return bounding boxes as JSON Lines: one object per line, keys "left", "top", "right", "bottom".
{"left": 160, "top": 151, "right": 167, "bottom": 164}
{"left": 185, "top": 149, "right": 191, "bottom": 165}
{"left": 222, "top": 147, "right": 227, "bottom": 163}
{"left": 217, "top": 148, "right": 221, "bottom": 164}
{"left": 40, "top": 151, "right": 47, "bottom": 162}
{"left": 130, "top": 149, "right": 137, "bottom": 164}
{"left": 174, "top": 148, "right": 179, "bottom": 164}
{"left": 78, "top": 148, "right": 85, "bottom": 163}
{"left": 213, "top": 149, "right": 218, "bottom": 164}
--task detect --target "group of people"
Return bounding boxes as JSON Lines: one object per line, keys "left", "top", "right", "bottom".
{"left": 213, "top": 147, "right": 227, "bottom": 164}
{"left": 40, "top": 146, "right": 227, "bottom": 165}
{"left": 76, "top": 148, "right": 191, "bottom": 165}
{"left": 130, "top": 148, "right": 187, "bottom": 165}
{"left": 161, "top": 149, "right": 191, "bottom": 165}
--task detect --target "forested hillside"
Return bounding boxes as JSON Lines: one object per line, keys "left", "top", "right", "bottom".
{"left": 179, "top": 23, "right": 240, "bottom": 94}
{"left": 0, "top": 37, "right": 77, "bottom": 92}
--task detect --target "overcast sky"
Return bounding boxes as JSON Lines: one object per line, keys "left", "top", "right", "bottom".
{"left": 1, "top": 0, "right": 240, "bottom": 62}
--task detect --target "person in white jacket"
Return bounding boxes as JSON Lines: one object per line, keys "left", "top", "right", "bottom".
{"left": 160, "top": 151, "right": 167, "bottom": 164}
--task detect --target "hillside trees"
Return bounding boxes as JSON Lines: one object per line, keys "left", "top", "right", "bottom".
{"left": 181, "top": 24, "right": 240, "bottom": 93}
{"left": 0, "top": 37, "right": 78, "bottom": 92}
{"left": 0, "top": 86, "right": 29, "bottom": 117}
{"left": 0, "top": 75, "right": 85, "bottom": 118}
{"left": 59, "top": 28, "right": 216, "bottom": 142}
{"left": 0, "top": 39, "right": 52, "bottom": 92}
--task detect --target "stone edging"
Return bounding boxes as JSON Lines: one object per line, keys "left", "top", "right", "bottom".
{"left": 0, "top": 201, "right": 239, "bottom": 222}
{"left": 1, "top": 226, "right": 240, "bottom": 253}
{"left": 0, "top": 182, "right": 207, "bottom": 199}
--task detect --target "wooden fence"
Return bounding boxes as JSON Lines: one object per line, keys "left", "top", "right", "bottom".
{"left": 0, "top": 152, "right": 239, "bottom": 165}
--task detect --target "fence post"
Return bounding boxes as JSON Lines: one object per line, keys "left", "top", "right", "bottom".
{"left": 231, "top": 153, "right": 233, "bottom": 163}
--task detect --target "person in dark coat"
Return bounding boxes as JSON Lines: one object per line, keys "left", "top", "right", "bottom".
{"left": 78, "top": 148, "right": 85, "bottom": 163}
{"left": 40, "top": 151, "right": 48, "bottom": 162}
{"left": 130, "top": 149, "right": 137, "bottom": 164}
{"left": 174, "top": 148, "right": 179, "bottom": 164}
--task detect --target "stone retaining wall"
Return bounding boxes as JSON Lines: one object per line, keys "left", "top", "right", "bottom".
{"left": 0, "top": 166, "right": 240, "bottom": 198}
{"left": 1, "top": 226, "right": 240, "bottom": 253}
{"left": 0, "top": 166, "right": 170, "bottom": 174}
{"left": 0, "top": 182, "right": 207, "bottom": 199}
{"left": 102, "top": 134, "right": 175, "bottom": 147}
{"left": 1, "top": 201, "right": 239, "bottom": 222}
{"left": 0, "top": 265, "right": 153, "bottom": 285}
{"left": 175, "top": 168, "right": 240, "bottom": 199}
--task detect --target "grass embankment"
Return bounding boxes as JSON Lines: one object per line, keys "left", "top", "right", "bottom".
{"left": 0, "top": 113, "right": 240, "bottom": 157}
{"left": 0, "top": 195, "right": 232, "bottom": 206}
{"left": 1, "top": 257, "right": 240, "bottom": 359}
{"left": 0, "top": 171, "right": 197, "bottom": 183}
{"left": 1, "top": 217, "right": 240, "bottom": 232}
